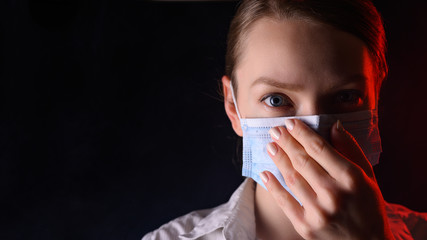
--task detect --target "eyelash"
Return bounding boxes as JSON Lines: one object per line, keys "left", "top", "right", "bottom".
{"left": 259, "top": 90, "right": 364, "bottom": 109}
{"left": 260, "top": 93, "right": 293, "bottom": 108}
{"left": 335, "top": 90, "right": 364, "bottom": 105}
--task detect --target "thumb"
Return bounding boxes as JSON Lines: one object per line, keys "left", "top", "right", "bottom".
{"left": 331, "top": 120, "right": 374, "bottom": 179}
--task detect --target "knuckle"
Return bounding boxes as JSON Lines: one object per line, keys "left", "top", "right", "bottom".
{"left": 293, "top": 152, "right": 310, "bottom": 170}
{"left": 274, "top": 190, "right": 293, "bottom": 209}
{"left": 341, "top": 165, "right": 362, "bottom": 191}
{"left": 318, "top": 184, "right": 341, "bottom": 213}
{"left": 275, "top": 192, "right": 288, "bottom": 208}
{"left": 298, "top": 223, "right": 315, "bottom": 239}
{"left": 313, "top": 209, "right": 330, "bottom": 229}
{"left": 317, "top": 177, "right": 334, "bottom": 190}
{"left": 324, "top": 190, "right": 342, "bottom": 214}
{"left": 311, "top": 208, "right": 339, "bottom": 233}
{"left": 284, "top": 170, "right": 298, "bottom": 186}
{"left": 326, "top": 194, "right": 341, "bottom": 214}
{"left": 309, "top": 137, "right": 327, "bottom": 156}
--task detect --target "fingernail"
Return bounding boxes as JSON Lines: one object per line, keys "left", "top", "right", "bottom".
{"left": 285, "top": 119, "right": 294, "bottom": 131}
{"left": 260, "top": 171, "right": 269, "bottom": 183}
{"left": 269, "top": 127, "right": 281, "bottom": 140}
{"left": 336, "top": 119, "right": 344, "bottom": 132}
{"left": 267, "top": 142, "right": 277, "bottom": 156}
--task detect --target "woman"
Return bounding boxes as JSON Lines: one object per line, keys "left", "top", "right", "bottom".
{"left": 143, "top": 0, "right": 427, "bottom": 239}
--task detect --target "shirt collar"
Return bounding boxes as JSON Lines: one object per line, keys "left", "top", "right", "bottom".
{"left": 179, "top": 178, "right": 257, "bottom": 240}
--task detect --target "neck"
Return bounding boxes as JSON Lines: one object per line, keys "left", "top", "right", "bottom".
{"left": 254, "top": 183, "right": 303, "bottom": 240}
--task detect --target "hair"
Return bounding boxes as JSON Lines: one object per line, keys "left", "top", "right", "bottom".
{"left": 225, "top": 0, "right": 388, "bottom": 96}
{"left": 223, "top": 0, "right": 388, "bottom": 173}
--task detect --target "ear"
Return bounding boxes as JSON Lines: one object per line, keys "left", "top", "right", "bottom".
{"left": 222, "top": 75, "right": 243, "bottom": 137}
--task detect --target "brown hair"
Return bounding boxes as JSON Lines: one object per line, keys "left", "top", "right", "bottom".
{"left": 225, "top": 0, "right": 388, "bottom": 95}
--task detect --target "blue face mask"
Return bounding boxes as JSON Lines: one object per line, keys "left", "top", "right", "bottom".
{"left": 230, "top": 83, "right": 382, "bottom": 202}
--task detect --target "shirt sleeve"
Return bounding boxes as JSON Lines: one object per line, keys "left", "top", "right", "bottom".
{"left": 386, "top": 202, "right": 427, "bottom": 240}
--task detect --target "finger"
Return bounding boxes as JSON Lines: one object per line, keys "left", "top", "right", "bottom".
{"left": 283, "top": 118, "right": 352, "bottom": 180}
{"left": 331, "top": 120, "right": 374, "bottom": 178}
{"left": 269, "top": 126, "right": 335, "bottom": 194}
{"left": 260, "top": 171, "right": 305, "bottom": 225}
{"left": 266, "top": 142, "right": 317, "bottom": 206}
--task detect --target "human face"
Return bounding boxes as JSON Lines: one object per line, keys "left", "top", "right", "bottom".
{"left": 229, "top": 17, "right": 377, "bottom": 122}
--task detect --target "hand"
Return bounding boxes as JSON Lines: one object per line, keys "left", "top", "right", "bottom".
{"left": 260, "top": 119, "right": 394, "bottom": 240}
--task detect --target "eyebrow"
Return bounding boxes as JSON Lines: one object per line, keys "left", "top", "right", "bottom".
{"left": 251, "top": 77, "right": 304, "bottom": 91}
{"left": 330, "top": 74, "right": 368, "bottom": 90}
{"left": 345, "top": 74, "right": 368, "bottom": 83}
{"left": 251, "top": 74, "right": 368, "bottom": 91}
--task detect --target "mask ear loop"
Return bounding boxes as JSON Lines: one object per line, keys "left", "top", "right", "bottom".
{"left": 230, "top": 82, "right": 242, "bottom": 119}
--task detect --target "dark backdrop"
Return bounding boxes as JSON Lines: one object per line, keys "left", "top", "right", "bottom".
{"left": 1, "top": 1, "right": 426, "bottom": 239}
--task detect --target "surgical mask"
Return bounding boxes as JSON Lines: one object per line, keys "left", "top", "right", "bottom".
{"left": 229, "top": 83, "right": 382, "bottom": 201}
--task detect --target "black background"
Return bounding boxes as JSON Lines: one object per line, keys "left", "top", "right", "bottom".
{"left": 1, "top": 1, "right": 426, "bottom": 239}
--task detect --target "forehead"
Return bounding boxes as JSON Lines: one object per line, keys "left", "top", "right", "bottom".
{"left": 235, "top": 17, "right": 375, "bottom": 90}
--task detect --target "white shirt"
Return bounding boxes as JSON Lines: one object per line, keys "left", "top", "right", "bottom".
{"left": 142, "top": 178, "right": 427, "bottom": 240}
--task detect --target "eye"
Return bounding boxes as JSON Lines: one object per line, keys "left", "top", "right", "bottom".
{"left": 261, "top": 94, "right": 292, "bottom": 107}
{"left": 335, "top": 90, "right": 363, "bottom": 105}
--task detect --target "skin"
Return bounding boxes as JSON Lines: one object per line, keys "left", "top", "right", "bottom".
{"left": 222, "top": 18, "right": 394, "bottom": 239}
